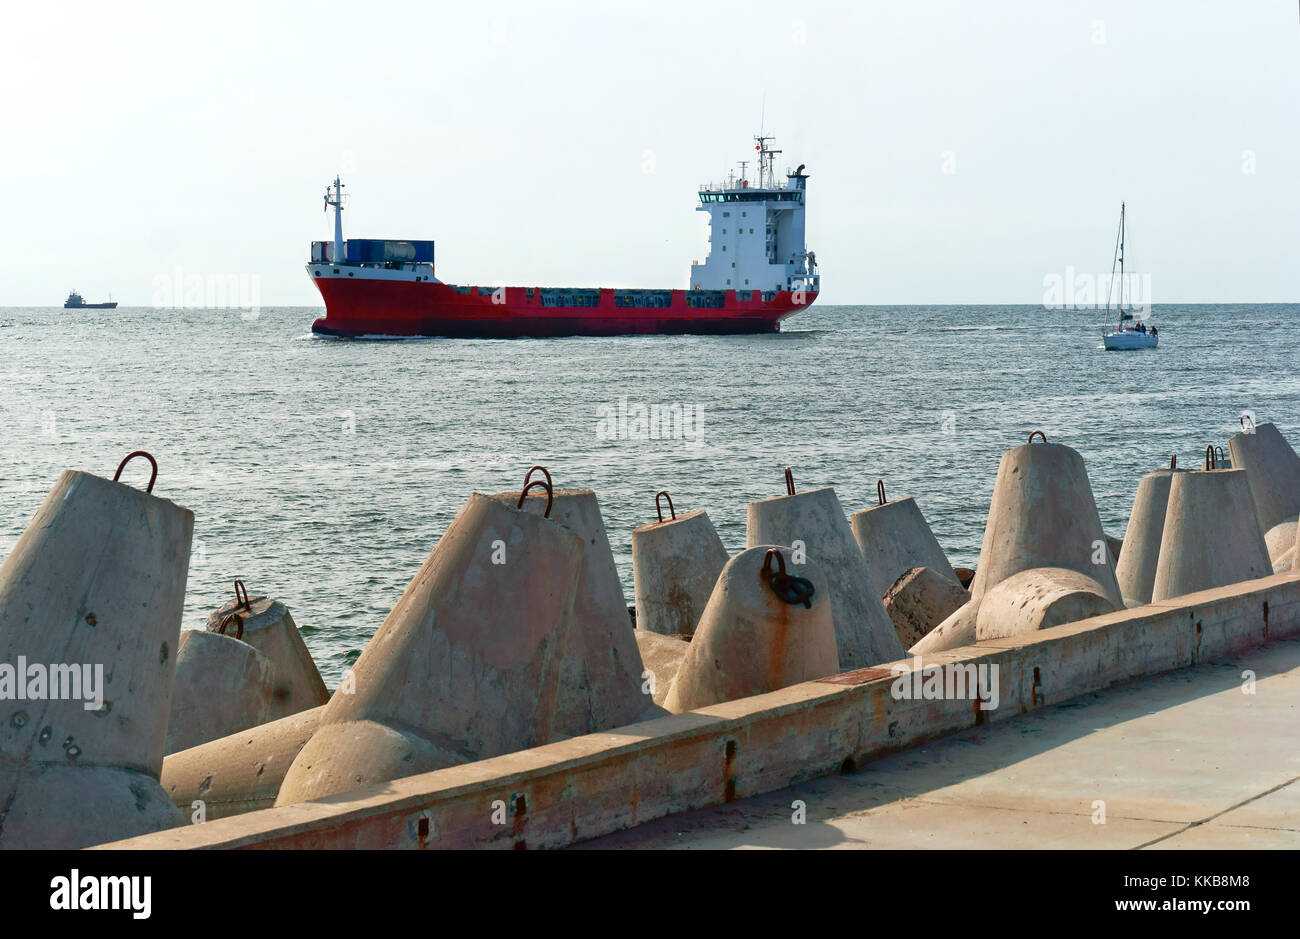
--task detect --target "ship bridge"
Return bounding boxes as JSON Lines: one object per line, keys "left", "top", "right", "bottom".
{"left": 690, "top": 135, "right": 819, "bottom": 296}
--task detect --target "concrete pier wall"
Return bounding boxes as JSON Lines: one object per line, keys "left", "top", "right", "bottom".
{"left": 99, "top": 570, "right": 1300, "bottom": 851}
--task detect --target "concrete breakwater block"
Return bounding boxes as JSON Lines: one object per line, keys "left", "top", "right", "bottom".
{"left": 850, "top": 482, "right": 959, "bottom": 600}
{"left": 0, "top": 454, "right": 191, "bottom": 849}
{"left": 161, "top": 705, "right": 324, "bottom": 820}
{"left": 882, "top": 566, "right": 968, "bottom": 650}
{"left": 664, "top": 546, "right": 838, "bottom": 713}
{"left": 910, "top": 435, "right": 1121, "bottom": 654}
{"left": 276, "top": 487, "right": 584, "bottom": 806}
{"left": 165, "top": 628, "right": 275, "bottom": 754}
{"left": 205, "top": 584, "right": 329, "bottom": 720}
{"left": 746, "top": 474, "right": 904, "bottom": 669}
{"left": 631, "top": 493, "right": 729, "bottom": 638}
{"left": 1115, "top": 467, "right": 1184, "bottom": 608}
{"left": 633, "top": 629, "right": 690, "bottom": 707}
{"left": 1227, "top": 421, "right": 1300, "bottom": 563}
{"left": 492, "top": 481, "right": 651, "bottom": 735}
{"left": 1263, "top": 521, "right": 1298, "bottom": 567}
{"left": 1151, "top": 468, "right": 1272, "bottom": 602}
{"left": 963, "top": 438, "right": 1121, "bottom": 602}
{"left": 975, "top": 568, "right": 1117, "bottom": 641}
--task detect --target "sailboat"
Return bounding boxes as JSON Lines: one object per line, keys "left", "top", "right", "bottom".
{"left": 1101, "top": 202, "right": 1157, "bottom": 351}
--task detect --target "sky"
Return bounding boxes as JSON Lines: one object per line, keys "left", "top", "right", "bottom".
{"left": 2, "top": 0, "right": 1297, "bottom": 306}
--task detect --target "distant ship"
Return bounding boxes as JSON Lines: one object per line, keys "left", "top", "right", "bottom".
{"left": 64, "top": 290, "right": 117, "bottom": 309}
{"left": 307, "top": 135, "right": 820, "bottom": 338}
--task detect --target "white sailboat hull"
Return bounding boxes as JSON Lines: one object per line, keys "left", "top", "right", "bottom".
{"left": 1102, "top": 330, "right": 1158, "bottom": 351}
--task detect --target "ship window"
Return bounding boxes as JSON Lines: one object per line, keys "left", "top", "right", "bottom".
{"left": 722, "top": 229, "right": 726, "bottom": 234}
{"left": 722, "top": 245, "right": 726, "bottom": 251}
{"left": 742, "top": 212, "right": 747, "bottom": 217}
{"left": 749, "top": 229, "right": 754, "bottom": 234}
{"left": 722, "top": 212, "right": 730, "bottom": 218}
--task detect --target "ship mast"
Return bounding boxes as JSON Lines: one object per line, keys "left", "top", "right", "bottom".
{"left": 324, "top": 176, "right": 345, "bottom": 264}
{"left": 753, "top": 135, "right": 782, "bottom": 189}
{"left": 1117, "top": 202, "right": 1126, "bottom": 332}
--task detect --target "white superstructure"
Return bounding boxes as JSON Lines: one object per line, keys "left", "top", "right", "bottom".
{"left": 690, "top": 136, "right": 820, "bottom": 295}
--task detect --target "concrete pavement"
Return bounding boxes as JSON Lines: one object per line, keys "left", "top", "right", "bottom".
{"left": 576, "top": 638, "right": 1300, "bottom": 849}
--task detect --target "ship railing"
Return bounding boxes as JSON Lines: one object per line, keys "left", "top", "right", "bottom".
{"left": 698, "top": 169, "right": 799, "bottom": 192}
{"left": 698, "top": 180, "right": 792, "bottom": 193}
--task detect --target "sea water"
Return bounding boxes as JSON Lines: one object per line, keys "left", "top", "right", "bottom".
{"left": 1, "top": 303, "right": 1295, "bottom": 684}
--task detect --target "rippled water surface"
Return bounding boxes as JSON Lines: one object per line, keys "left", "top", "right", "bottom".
{"left": 2, "top": 303, "right": 1296, "bottom": 684}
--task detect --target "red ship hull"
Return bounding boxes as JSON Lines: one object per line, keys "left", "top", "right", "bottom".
{"left": 310, "top": 278, "right": 816, "bottom": 338}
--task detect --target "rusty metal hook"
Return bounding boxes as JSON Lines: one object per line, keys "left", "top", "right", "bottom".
{"left": 761, "top": 548, "right": 815, "bottom": 609}
{"left": 1027, "top": 430, "right": 1047, "bottom": 444}
{"left": 784, "top": 467, "right": 795, "bottom": 495}
{"left": 112, "top": 450, "right": 158, "bottom": 493}
{"left": 1215, "top": 446, "right": 1225, "bottom": 462}
{"left": 1204, "top": 445, "right": 1216, "bottom": 470}
{"left": 762, "top": 548, "right": 787, "bottom": 579}
{"left": 517, "top": 479, "right": 554, "bottom": 518}
{"left": 1169, "top": 454, "right": 1177, "bottom": 470}
{"left": 877, "top": 479, "right": 887, "bottom": 506}
{"left": 655, "top": 490, "right": 675, "bottom": 522}
{"left": 217, "top": 612, "right": 244, "bottom": 641}
{"left": 522, "top": 465, "right": 553, "bottom": 492}
{"left": 233, "top": 579, "right": 252, "bottom": 613}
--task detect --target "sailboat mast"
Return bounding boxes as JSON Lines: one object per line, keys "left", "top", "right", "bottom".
{"left": 1117, "top": 202, "right": 1126, "bottom": 332}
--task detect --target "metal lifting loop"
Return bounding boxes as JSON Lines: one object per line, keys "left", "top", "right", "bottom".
{"left": 112, "top": 450, "right": 158, "bottom": 493}
{"left": 654, "top": 490, "right": 675, "bottom": 522}
{"left": 1204, "top": 445, "right": 1216, "bottom": 470}
{"left": 877, "top": 479, "right": 887, "bottom": 506}
{"left": 217, "top": 612, "right": 244, "bottom": 641}
{"left": 1215, "top": 446, "right": 1225, "bottom": 463}
{"left": 233, "top": 579, "right": 252, "bottom": 613}
{"left": 784, "top": 467, "right": 795, "bottom": 496}
{"left": 522, "top": 465, "right": 553, "bottom": 492}
{"left": 1240, "top": 414, "right": 1255, "bottom": 431}
{"left": 517, "top": 480, "right": 554, "bottom": 518}
{"left": 1027, "top": 430, "right": 1047, "bottom": 444}
{"left": 1170, "top": 454, "right": 1177, "bottom": 470}
{"left": 761, "top": 548, "right": 816, "bottom": 609}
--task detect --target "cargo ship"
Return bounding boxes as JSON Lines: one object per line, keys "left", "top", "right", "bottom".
{"left": 308, "top": 136, "right": 820, "bottom": 338}
{"left": 64, "top": 290, "right": 117, "bottom": 309}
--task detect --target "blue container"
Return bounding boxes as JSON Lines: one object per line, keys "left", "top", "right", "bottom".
{"left": 344, "top": 239, "right": 435, "bottom": 263}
